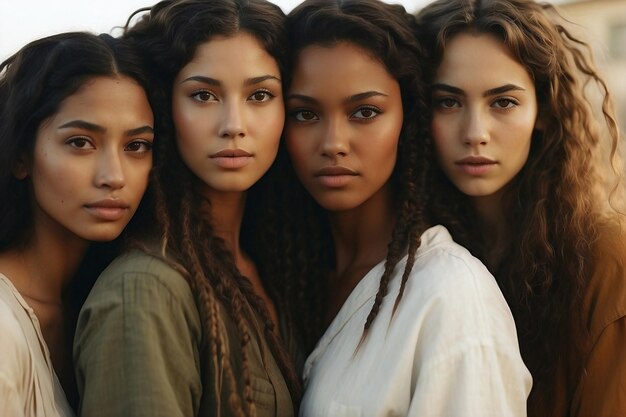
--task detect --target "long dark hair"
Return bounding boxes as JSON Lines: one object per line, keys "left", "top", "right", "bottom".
{"left": 417, "top": 0, "right": 624, "bottom": 412}
{"left": 0, "top": 32, "right": 153, "bottom": 251}
{"left": 122, "top": 1, "right": 299, "bottom": 415}
{"left": 257, "top": 0, "right": 432, "bottom": 353}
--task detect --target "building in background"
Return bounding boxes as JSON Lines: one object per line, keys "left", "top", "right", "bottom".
{"left": 557, "top": 0, "right": 626, "bottom": 132}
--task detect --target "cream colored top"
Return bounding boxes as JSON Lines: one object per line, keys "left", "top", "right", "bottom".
{"left": 0, "top": 273, "right": 74, "bottom": 417}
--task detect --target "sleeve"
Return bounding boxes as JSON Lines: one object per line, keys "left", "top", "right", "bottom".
{"left": 407, "top": 254, "right": 532, "bottom": 417}
{"left": 0, "top": 300, "right": 29, "bottom": 417}
{"left": 573, "top": 316, "right": 626, "bottom": 417}
{"left": 73, "top": 259, "right": 203, "bottom": 417}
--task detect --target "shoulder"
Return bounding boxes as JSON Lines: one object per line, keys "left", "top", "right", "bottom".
{"left": 87, "top": 249, "right": 195, "bottom": 306}
{"left": 410, "top": 225, "right": 499, "bottom": 296}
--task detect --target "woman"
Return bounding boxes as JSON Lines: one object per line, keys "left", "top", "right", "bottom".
{"left": 417, "top": 0, "right": 626, "bottom": 415}
{"left": 258, "top": 1, "right": 531, "bottom": 416}
{"left": 73, "top": 1, "right": 299, "bottom": 416}
{"left": 0, "top": 32, "right": 154, "bottom": 416}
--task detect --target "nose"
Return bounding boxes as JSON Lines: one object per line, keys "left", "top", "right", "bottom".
{"left": 95, "top": 149, "right": 125, "bottom": 190}
{"left": 464, "top": 108, "right": 490, "bottom": 146}
{"left": 321, "top": 118, "right": 349, "bottom": 158}
{"left": 218, "top": 100, "right": 246, "bottom": 139}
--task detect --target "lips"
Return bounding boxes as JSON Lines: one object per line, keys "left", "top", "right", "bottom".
{"left": 314, "top": 166, "right": 358, "bottom": 177}
{"left": 84, "top": 199, "right": 130, "bottom": 221}
{"left": 455, "top": 155, "right": 497, "bottom": 176}
{"left": 314, "top": 166, "right": 358, "bottom": 187}
{"left": 210, "top": 149, "right": 252, "bottom": 158}
{"left": 210, "top": 149, "right": 253, "bottom": 169}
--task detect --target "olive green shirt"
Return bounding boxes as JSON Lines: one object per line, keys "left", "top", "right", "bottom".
{"left": 73, "top": 250, "right": 294, "bottom": 417}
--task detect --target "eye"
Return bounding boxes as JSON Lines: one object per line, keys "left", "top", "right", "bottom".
{"left": 434, "top": 97, "right": 460, "bottom": 109}
{"left": 291, "top": 109, "right": 319, "bottom": 122}
{"left": 492, "top": 97, "right": 519, "bottom": 109}
{"left": 190, "top": 90, "right": 217, "bottom": 103}
{"left": 248, "top": 89, "right": 275, "bottom": 103}
{"left": 351, "top": 106, "right": 381, "bottom": 120}
{"left": 125, "top": 140, "right": 153, "bottom": 154}
{"left": 66, "top": 136, "right": 95, "bottom": 150}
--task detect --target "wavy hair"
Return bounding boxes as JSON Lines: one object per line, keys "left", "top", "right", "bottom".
{"left": 0, "top": 32, "right": 154, "bottom": 251}
{"left": 256, "top": 0, "right": 432, "bottom": 352}
{"left": 416, "top": 0, "right": 624, "bottom": 412}
{"left": 122, "top": 1, "right": 298, "bottom": 415}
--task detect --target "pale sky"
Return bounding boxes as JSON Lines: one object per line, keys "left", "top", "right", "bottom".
{"left": 0, "top": 0, "right": 430, "bottom": 61}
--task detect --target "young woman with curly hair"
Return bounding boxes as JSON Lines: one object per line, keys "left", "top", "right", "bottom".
{"left": 73, "top": 1, "right": 299, "bottom": 416}
{"left": 257, "top": 0, "right": 531, "bottom": 415}
{"left": 417, "top": 0, "right": 626, "bottom": 415}
{"left": 0, "top": 32, "right": 154, "bottom": 416}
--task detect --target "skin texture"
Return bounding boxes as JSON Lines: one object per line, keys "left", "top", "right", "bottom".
{"left": 172, "top": 33, "right": 284, "bottom": 197}
{"left": 285, "top": 42, "right": 403, "bottom": 213}
{"left": 23, "top": 75, "right": 154, "bottom": 243}
{"left": 431, "top": 33, "right": 539, "bottom": 202}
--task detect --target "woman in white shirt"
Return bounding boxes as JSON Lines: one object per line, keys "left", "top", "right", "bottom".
{"left": 0, "top": 32, "right": 154, "bottom": 416}
{"left": 258, "top": 0, "right": 532, "bottom": 416}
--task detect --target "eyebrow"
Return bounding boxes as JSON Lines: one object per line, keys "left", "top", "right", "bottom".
{"left": 180, "top": 74, "right": 281, "bottom": 86}
{"left": 286, "top": 90, "right": 387, "bottom": 105}
{"left": 58, "top": 120, "right": 154, "bottom": 136}
{"left": 432, "top": 83, "right": 526, "bottom": 97}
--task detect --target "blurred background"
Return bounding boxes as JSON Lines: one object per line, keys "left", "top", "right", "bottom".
{"left": 1, "top": 0, "right": 624, "bottom": 128}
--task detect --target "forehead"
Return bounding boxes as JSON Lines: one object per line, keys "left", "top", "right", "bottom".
{"left": 435, "top": 32, "right": 533, "bottom": 88}
{"left": 290, "top": 42, "right": 396, "bottom": 96}
{"left": 177, "top": 33, "right": 280, "bottom": 78}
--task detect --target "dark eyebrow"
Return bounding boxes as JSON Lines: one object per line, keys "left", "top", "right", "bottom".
{"left": 180, "top": 75, "right": 281, "bottom": 87}
{"left": 58, "top": 120, "right": 154, "bottom": 136}
{"left": 180, "top": 75, "right": 220, "bottom": 86}
{"left": 345, "top": 91, "right": 387, "bottom": 104}
{"left": 58, "top": 120, "right": 106, "bottom": 134}
{"left": 483, "top": 84, "right": 526, "bottom": 96}
{"left": 286, "top": 93, "right": 318, "bottom": 105}
{"left": 432, "top": 83, "right": 526, "bottom": 97}
{"left": 287, "top": 91, "right": 387, "bottom": 105}
{"left": 126, "top": 126, "right": 155, "bottom": 136}
{"left": 245, "top": 75, "right": 281, "bottom": 86}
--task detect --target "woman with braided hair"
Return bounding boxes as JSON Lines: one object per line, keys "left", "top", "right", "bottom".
{"left": 417, "top": 0, "right": 626, "bottom": 415}
{"left": 256, "top": 0, "right": 531, "bottom": 415}
{"left": 73, "top": 1, "right": 299, "bottom": 416}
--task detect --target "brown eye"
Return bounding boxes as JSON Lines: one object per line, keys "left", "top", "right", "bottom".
{"left": 351, "top": 106, "right": 380, "bottom": 120}
{"left": 249, "top": 90, "right": 274, "bottom": 103}
{"left": 191, "top": 90, "right": 217, "bottom": 102}
{"left": 293, "top": 110, "right": 318, "bottom": 122}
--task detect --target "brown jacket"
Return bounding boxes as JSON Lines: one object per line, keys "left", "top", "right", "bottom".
{"left": 533, "top": 221, "right": 626, "bottom": 417}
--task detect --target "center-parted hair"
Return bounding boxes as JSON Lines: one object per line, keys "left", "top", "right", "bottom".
{"left": 0, "top": 32, "right": 154, "bottom": 252}
{"left": 416, "top": 0, "right": 624, "bottom": 413}
{"left": 257, "top": 0, "right": 432, "bottom": 352}
{"left": 122, "top": 1, "right": 298, "bottom": 415}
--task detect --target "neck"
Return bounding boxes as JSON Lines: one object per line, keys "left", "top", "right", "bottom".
{"left": 201, "top": 189, "right": 247, "bottom": 257}
{"left": 328, "top": 183, "right": 395, "bottom": 278}
{"left": 0, "top": 216, "right": 89, "bottom": 304}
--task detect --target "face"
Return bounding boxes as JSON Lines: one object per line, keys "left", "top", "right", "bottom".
{"left": 172, "top": 33, "right": 284, "bottom": 195}
{"left": 26, "top": 76, "right": 154, "bottom": 242}
{"left": 431, "top": 32, "right": 539, "bottom": 199}
{"left": 285, "top": 42, "right": 403, "bottom": 212}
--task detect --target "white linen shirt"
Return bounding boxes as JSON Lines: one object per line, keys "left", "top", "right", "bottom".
{"left": 299, "top": 225, "right": 531, "bottom": 417}
{"left": 0, "top": 273, "right": 74, "bottom": 417}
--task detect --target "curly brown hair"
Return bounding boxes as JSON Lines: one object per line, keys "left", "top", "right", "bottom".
{"left": 255, "top": 0, "right": 432, "bottom": 353}
{"left": 122, "top": 0, "right": 299, "bottom": 415}
{"left": 416, "top": 0, "right": 624, "bottom": 412}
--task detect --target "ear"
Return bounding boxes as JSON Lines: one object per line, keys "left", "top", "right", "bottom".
{"left": 13, "top": 153, "right": 30, "bottom": 180}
